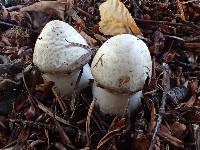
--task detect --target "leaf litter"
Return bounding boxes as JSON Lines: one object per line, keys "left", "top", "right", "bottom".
{"left": 0, "top": 0, "right": 199, "bottom": 149}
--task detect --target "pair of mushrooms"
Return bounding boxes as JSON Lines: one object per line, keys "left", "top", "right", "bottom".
{"left": 33, "top": 20, "right": 152, "bottom": 116}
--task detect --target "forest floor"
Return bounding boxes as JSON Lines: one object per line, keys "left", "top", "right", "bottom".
{"left": 0, "top": 0, "right": 200, "bottom": 149}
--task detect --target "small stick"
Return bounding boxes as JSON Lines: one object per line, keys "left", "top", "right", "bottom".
{"left": 135, "top": 18, "right": 200, "bottom": 30}
{"left": 8, "top": 119, "right": 74, "bottom": 133}
{"left": 22, "top": 70, "right": 36, "bottom": 106}
{"left": 70, "top": 67, "right": 83, "bottom": 119}
{"left": 149, "top": 63, "right": 171, "bottom": 150}
{"left": 52, "top": 88, "right": 69, "bottom": 118}
{"left": 36, "top": 99, "right": 77, "bottom": 128}
{"left": 76, "top": 7, "right": 94, "bottom": 19}
{"left": 86, "top": 98, "right": 96, "bottom": 147}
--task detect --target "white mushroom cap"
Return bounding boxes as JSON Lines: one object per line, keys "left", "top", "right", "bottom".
{"left": 33, "top": 20, "right": 93, "bottom": 97}
{"left": 91, "top": 34, "right": 152, "bottom": 115}
{"left": 91, "top": 34, "right": 152, "bottom": 94}
{"left": 33, "top": 20, "right": 91, "bottom": 73}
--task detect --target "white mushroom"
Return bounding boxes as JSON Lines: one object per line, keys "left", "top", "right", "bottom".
{"left": 91, "top": 34, "right": 152, "bottom": 116}
{"left": 33, "top": 20, "right": 93, "bottom": 97}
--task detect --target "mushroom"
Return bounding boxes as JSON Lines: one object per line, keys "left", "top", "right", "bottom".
{"left": 91, "top": 34, "right": 152, "bottom": 116}
{"left": 33, "top": 20, "right": 93, "bottom": 97}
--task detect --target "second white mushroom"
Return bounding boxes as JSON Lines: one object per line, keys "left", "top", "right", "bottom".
{"left": 91, "top": 34, "right": 152, "bottom": 116}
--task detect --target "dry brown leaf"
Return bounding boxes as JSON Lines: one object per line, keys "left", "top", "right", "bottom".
{"left": 159, "top": 127, "right": 184, "bottom": 148}
{"left": 132, "top": 131, "right": 151, "bottom": 150}
{"left": 99, "top": 0, "right": 142, "bottom": 36}
{"left": 170, "top": 121, "right": 186, "bottom": 139}
{"left": 18, "top": 129, "right": 30, "bottom": 142}
{"left": 20, "top": 0, "right": 73, "bottom": 20}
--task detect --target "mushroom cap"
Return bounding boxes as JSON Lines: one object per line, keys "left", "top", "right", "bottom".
{"left": 91, "top": 34, "right": 152, "bottom": 93}
{"left": 33, "top": 20, "right": 91, "bottom": 73}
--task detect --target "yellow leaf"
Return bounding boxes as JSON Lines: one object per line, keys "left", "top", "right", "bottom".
{"left": 99, "top": 0, "right": 142, "bottom": 36}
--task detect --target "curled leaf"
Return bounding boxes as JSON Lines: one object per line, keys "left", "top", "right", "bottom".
{"left": 99, "top": 0, "right": 142, "bottom": 36}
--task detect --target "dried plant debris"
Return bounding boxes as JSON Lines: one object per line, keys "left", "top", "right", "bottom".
{"left": 0, "top": 0, "right": 199, "bottom": 149}
{"left": 99, "top": 0, "right": 142, "bottom": 35}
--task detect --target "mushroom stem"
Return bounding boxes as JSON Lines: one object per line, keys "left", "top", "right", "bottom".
{"left": 93, "top": 82, "right": 130, "bottom": 116}
{"left": 43, "top": 64, "right": 93, "bottom": 97}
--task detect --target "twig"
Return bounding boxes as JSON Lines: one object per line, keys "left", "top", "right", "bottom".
{"left": 22, "top": 69, "right": 38, "bottom": 107}
{"left": 149, "top": 63, "right": 171, "bottom": 150}
{"left": 8, "top": 119, "right": 75, "bottom": 133}
{"left": 86, "top": 98, "right": 96, "bottom": 147}
{"left": 135, "top": 18, "right": 200, "bottom": 30}
{"left": 36, "top": 99, "right": 77, "bottom": 128}
{"left": 76, "top": 7, "right": 94, "bottom": 20}
{"left": 176, "top": 60, "right": 200, "bottom": 69}
{"left": 70, "top": 67, "right": 83, "bottom": 114}
{"left": 182, "top": 0, "right": 198, "bottom": 4}
{"left": 97, "top": 128, "right": 122, "bottom": 150}
{"left": 52, "top": 88, "right": 69, "bottom": 118}
{"left": 81, "top": 94, "right": 108, "bottom": 130}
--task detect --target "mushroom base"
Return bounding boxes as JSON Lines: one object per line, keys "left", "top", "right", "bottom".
{"left": 43, "top": 64, "right": 93, "bottom": 97}
{"left": 93, "top": 83, "right": 130, "bottom": 116}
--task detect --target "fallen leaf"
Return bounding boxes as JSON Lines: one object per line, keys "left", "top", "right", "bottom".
{"left": 99, "top": 0, "right": 142, "bottom": 36}
{"left": 132, "top": 131, "right": 151, "bottom": 150}
{"left": 20, "top": 0, "right": 73, "bottom": 20}
{"left": 159, "top": 126, "right": 184, "bottom": 148}
{"left": 170, "top": 121, "right": 186, "bottom": 139}
{"left": 18, "top": 129, "right": 30, "bottom": 143}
